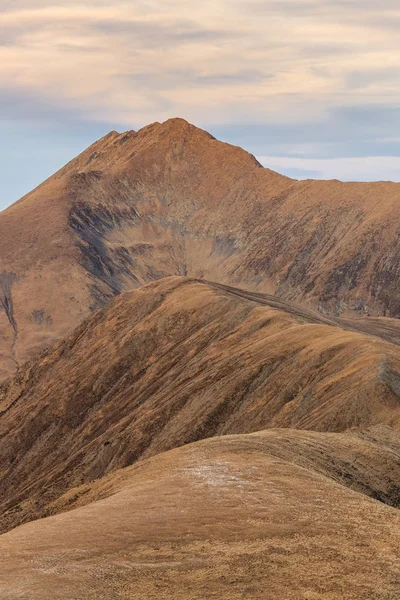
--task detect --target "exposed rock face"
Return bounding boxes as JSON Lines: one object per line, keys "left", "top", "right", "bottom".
{"left": 1, "top": 277, "right": 399, "bottom": 533}
{"left": 0, "top": 118, "right": 399, "bottom": 378}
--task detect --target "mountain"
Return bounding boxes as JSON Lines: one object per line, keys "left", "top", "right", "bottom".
{"left": 1, "top": 277, "right": 399, "bottom": 534}
{"left": 1, "top": 428, "right": 399, "bottom": 599}
{"left": 1, "top": 118, "right": 400, "bottom": 379}
{"left": 1, "top": 125, "right": 400, "bottom": 600}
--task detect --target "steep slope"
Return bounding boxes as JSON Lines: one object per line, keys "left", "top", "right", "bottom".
{"left": 0, "top": 118, "right": 400, "bottom": 379}
{"left": 1, "top": 430, "right": 399, "bottom": 600}
{"left": 1, "top": 277, "right": 399, "bottom": 533}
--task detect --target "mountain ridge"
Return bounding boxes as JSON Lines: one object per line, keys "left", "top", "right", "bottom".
{"left": 1, "top": 427, "right": 399, "bottom": 600}
{"left": 0, "top": 117, "right": 399, "bottom": 381}
{"left": 1, "top": 119, "right": 400, "bottom": 599}
{"left": 1, "top": 277, "right": 399, "bottom": 534}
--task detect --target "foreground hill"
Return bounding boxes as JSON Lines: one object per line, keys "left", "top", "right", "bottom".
{"left": 0, "top": 118, "right": 400, "bottom": 378}
{"left": 1, "top": 277, "right": 399, "bottom": 533}
{"left": 1, "top": 429, "right": 399, "bottom": 599}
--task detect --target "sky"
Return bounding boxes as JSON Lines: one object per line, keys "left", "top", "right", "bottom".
{"left": 1, "top": 0, "right": 400, "bottom": 209}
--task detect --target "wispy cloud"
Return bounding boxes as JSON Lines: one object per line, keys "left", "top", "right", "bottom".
{"left": 1, "top": 0, "right": 400, "bottom": 205}
{"left": 1, "top": 0, "right": 400, "bottom": 126}
{"left": 257, "top": 155, "right": 400, "bottom": 182}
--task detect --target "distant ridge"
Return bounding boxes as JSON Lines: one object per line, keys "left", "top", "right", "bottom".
{"left": 0, "top": 117, "right": 399, "bottom": 379}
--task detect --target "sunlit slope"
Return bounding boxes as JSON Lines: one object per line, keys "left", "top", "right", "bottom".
{"left": 1, "top": 429, "right": 399, "bottom": 600}
{"left": 1, "top": 277, "right": 399, "bottom": 533}
{"left": 1, "top": 118, "right": 399, "bottom": 378}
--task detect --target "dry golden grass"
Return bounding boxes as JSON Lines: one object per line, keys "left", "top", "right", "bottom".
{"left": 0, "top": 120, "right": 399, "bottom": 598}
{"left": 0, "top": 118, "right": 400, "bottom": 378}
{"left": 1, "top": 278, "right": 399, "bottom": 534}
{"left": 0, "top": 429, "right": 399, "bottom": 599}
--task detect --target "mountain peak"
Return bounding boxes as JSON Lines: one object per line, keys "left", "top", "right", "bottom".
{"left": 0, "top": 119, "right": 399, "bottom": 381}
{"left": 134, "top": 117, "right": 216, "bottom": 144}
{"left": 57, "top": 117, "right": 269, "bottom": 180}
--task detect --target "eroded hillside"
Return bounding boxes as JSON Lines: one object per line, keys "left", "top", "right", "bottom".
{"left": 0, "top": 118, "right": 399, "bottom": 379}
{"left": 1, "top": 277, "right": 399, "bottom": 533}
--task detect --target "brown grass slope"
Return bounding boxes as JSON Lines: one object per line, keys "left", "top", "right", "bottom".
{"left": 0, "top": 118, "right": 400, "bottom": 379}
{"left": 0, "top": 430, "right": 399, "bottom": 600}
{"left": 1, "top": 277, "right": 399, "bottom": 533}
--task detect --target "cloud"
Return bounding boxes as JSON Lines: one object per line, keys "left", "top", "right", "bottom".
{"left": 209, "top": 104, "right": 400, "bottom": 159}
{"left": 257, "top": 155, "right": 400, "bottom": 182}
{"left": 1, "top": 0, "right": 400, "bottom": 204}
{"left": 1, "top": 0, "right": 399, "bottom": 126}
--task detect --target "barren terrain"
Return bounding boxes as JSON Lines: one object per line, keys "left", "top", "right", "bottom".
{"left": 0, "top": 119, "right": 399, "bottom": 599}
{"left": 1, "top": 429, "right": 399, "bottom": 599}
{"left": 1, "top": 278, "right": 399, "bottom": 535}
{"left": 1, "top": 118, "right": 400, "bottom": 378}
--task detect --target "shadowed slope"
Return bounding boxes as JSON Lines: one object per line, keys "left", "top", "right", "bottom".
{"left": 1, "top": 430, "right": 399, "bottom": 600}
{"left": 1, "top": 277, "right": 399, "bottom": 533}
{"left": 0, "top": 118, "right": 400, "bottom": 378}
